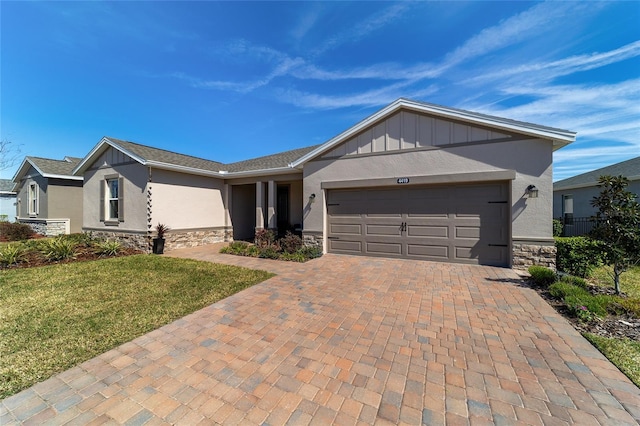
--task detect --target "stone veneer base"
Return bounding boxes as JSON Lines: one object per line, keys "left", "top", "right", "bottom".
{"left": 18, "top": 218, "right": 70, "bottom": 237}
{"left": 164, "top": 228, "right": 232, "bottom": 251}
{"left": 512, "top": 242, "right": 556, "bottom": 270}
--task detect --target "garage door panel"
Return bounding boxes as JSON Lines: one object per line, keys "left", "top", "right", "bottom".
{"left": 366, "top": 224, "right": 402, "bottom": 236}
{"left": 330, "top": 223, "right": 362, "bottom": 235}
{"left": 407, "top": 243, "right": 449, "bottom": 259}
{"left": 329, "top": 239, "right": 362, "bottom": 253}
{"left": 366, "top": 242, "right": 402, "bottom": 255}
{"left": 407, "top": 225, "right": 449, "bottom": 237}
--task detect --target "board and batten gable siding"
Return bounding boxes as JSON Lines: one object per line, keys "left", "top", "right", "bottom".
{"left": 304, "top": 136, "right": 554, "bottom": 245}
{"left": 150, "top": 168, "right": 226, "bottom": 230}
{"left": 82, "top": 146, "right": 149, "bottom": 233}
{"left": 47, "top": 179, "right": 83, "bottom": 233}
{"left": 16, "top": 166, "right": 48, "bottom": 218}
{"left": 321, "top": 110, "right": 511, "bottom": 158}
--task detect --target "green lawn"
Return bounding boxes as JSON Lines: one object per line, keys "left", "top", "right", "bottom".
{"left": 584, "top": 333, "right": 640, "bottom": 388}
{"left": 590, "top": 265, "right": 640, "bottom": 298}
{"left": 0, "top": 255, "right": 273, "bottom": 398}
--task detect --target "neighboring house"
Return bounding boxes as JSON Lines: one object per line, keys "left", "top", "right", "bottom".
{"left": 0, "top": 179, "right": 17, "bottom": 221}
{"left": 553, "top": 156, "right": 640, "bottom": 236}
{"left": 12, "top": 156, "right": 84, "bottom": 235}
{"left": 74, "top": 98, "right": 576, "bottom": 268}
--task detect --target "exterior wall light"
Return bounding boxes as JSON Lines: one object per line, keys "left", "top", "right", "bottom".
{"left": 526, "top": 185, "right": 539, "bottom": 198}
{"left": 309, "top": 193, "right": 316, "bottom": 203}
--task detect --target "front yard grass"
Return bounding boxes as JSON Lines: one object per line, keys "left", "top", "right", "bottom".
{"left": 584, "top": 333, "right": 640, "bottom": 388}
{"left": 0, "top": 255, "right": 273, "bottom": 398}
{"left": 590, "top": 265, "right": 640, "bottom": 298}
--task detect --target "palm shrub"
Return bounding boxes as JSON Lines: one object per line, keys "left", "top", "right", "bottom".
{"left": 41, "top": 237, "right": 77, "bottom": 261}
{"left": 95, "top": 240, "right": 122, "bottom": 257}
{"left": 0, "top": 244, "right": 27, "bottom": 266}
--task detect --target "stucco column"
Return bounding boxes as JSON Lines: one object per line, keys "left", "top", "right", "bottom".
{"left": 255, "top": 181, "right": 264, "bottom": 230}
{"left": 267, "top": 180, "right": 276, "bottom": 230}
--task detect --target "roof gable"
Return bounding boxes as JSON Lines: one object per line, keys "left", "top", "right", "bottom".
{"left": 12, "top": 156, "right": 83, "bottom": 183}
{"left": 291, "top": 98, "right": 576, "bottom": 167}
{"left": 554, "top": 156, "right": 640, "bottom": 190}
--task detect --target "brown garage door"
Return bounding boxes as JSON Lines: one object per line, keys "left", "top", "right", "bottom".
{"left": 326, "top": 182, "right": 509, "bottom": 266}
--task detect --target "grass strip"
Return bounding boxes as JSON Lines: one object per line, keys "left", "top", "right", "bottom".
{"left": 583, "top": 333, "right": 640, "bottom": 388}
{"left": 0, "top": 255, "right": 273, "bottom": 398}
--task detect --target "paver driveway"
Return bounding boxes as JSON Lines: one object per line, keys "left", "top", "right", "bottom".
{"left": 2, "top": 247, "right": 639, "bottom": 425}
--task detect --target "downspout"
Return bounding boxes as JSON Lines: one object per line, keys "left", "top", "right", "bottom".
{"left": 147, "top": 166, "right": 153, "bottom": 253}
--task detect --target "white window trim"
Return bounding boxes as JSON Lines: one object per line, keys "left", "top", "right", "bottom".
{"left": 28, "top": 182, "right": 39, "bottom": 216}
{"left": 106, "top": 178, "right": 119, "bottom": 221}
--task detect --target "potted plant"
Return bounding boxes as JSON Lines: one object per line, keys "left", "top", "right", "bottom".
{"left": 152, "top": 223, "right": 170, "bottom": 254}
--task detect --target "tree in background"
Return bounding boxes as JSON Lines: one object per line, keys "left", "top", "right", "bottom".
{"left": 0, "top": 138, "right": 22, "bottom": 172}
{"left": 590, "top": 175, "right": 640, "bottom": 294}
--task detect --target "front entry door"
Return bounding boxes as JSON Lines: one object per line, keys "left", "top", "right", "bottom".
{"left": 277, "top": 185, "right": 290, "bottom": 232}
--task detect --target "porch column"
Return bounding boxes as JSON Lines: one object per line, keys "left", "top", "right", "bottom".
{"left": 267, "top": 180, "right": 276, "bottom": 230}
{"left": 255, "top": 181, "right": 264, "bottom": 230}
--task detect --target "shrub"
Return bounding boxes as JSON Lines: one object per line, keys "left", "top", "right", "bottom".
{"left": 0, "top": 244, "right": 27, "bottom": 266}
{"left": 95, "top": 240, "right": 122, "bottom": 257}
{"left": 41, "top": 237, "right": 77, "bottom": 261}
{"left": 555, "top": 237, "right": 605, "bottom": 277}
{"left": 221, "top": 241, "right": 250, "bottom": 255}
{"left": 549, "top": 281, "right": 609, "bottom": 318}
{"left": 0, "top": 222, "right": 34, "bottom": 242}
{"left": 279, "top": 252, "right": 306, "bottom": 262}
{"left": 559, "top": 274, "right": 587, "bottom": 289}
{"left": 553, "top": 219, "right": 563, "bottom": 237}
{"left": 65, "top": 232, "right": 96, "bottom": 248}
{"left": 255, "top": 229, "right": 277, "bottom": 249}
{"left": 298, "top": 245, "right": 323, "bottom": 260}
{"left": 280, "top": 231, "right": 303, "bottom": 254}
{"left": 528, "top": 265, "right": 556, "bottom": 287}
{"left": 258, "top": 246, "right": 280, "bottom": 259}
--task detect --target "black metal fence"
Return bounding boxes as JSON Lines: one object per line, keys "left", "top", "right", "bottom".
{"left": 559, "top": 216, "right": 597, "bottom": 237}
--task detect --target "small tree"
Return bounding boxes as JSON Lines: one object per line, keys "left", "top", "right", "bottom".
{"left": 0, "top": 138, "right": 22, "bottom": 172}
{"left": 590, "top": 175, "right": 640, "bottom": 294}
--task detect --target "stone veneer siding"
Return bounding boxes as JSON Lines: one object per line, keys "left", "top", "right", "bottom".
{"left": 163, "top": 227, "right": 232, "bottom": 251}
{"left": 512, "top": 241, "right": 556, "bottom": 270}
{"left": 86, "top": 230, "right": 149, "bottom": 252}
{"left": 18, "top": 218, "right": 69, "bottom": 237}
{"left": 302, "top": 231, "right": 323, "bottom": 249}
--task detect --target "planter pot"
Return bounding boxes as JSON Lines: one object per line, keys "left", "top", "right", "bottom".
{"left": 152, "top": 238, "right": 165, "bottom": 254}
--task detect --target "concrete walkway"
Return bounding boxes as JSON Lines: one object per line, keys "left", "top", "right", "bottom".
{"left": 2, "top": 246, "right": 639, "bottom": 425}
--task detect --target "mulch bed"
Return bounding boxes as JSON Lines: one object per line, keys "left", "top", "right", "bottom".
{"left": 1, "top": 246, "right": 142, "bottom": 270}
{"left": 523, "top": 278, "right": 640, "bottom": 341}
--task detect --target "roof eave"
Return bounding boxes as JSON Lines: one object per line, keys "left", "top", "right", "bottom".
{"left": 291, "top": 99, "right": 576, "bottom": 167}
{"left": 12, "top": 157, "right": 46, "bottom": 183}
{"left": 145, "top": 161, "right": 225, "bottom": 178}
{"left": 220, "top": 166, "right": 300, "bottom": 179}
{"left": 554, "top": 174, "right": 640, "bottom": 191}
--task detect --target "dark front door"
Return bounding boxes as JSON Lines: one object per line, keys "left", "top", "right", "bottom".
{"left": 277, "top": 185, "right": 290, "bottom": 232}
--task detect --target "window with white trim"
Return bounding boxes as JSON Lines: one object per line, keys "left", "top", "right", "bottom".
{"left": 107, "top": 178, "right": 119, "bottom": 220}
{"left": 28, "top": 182, "right": 39, "bottom": 216}
{"left": 101, "top": 176, "right": 124, "bottom": 223}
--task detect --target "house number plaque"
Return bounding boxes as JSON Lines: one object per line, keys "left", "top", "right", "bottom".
{"left": 397, "top": 178, "right": 410, "bottom": 184}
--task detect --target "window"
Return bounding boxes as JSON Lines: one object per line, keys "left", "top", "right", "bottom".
{"left": 28, "top": 182, "right": 39, "bottom": 216}
{"left": 100, "top": 176, "right": 124, "bottom": 223}
{"left": 107, "top": 178, "right": 119, "bottom": 220}
{"left": 562, "top": 194, "right": 573, "bottom": 225}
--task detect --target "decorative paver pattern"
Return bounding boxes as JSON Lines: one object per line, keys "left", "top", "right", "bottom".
{"left": 2, "top": 246, "right": 639, "bottom": 425}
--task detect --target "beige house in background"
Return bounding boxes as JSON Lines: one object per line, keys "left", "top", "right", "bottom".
{"left": 12, "top": 156, "right": 84, "bottom": 235}
{"left": 73, "top": 99, "right": 576, "bottom": 268}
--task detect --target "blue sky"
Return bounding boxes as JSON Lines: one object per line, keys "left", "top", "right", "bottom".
{"left": 1, "top": 1, "right": 639, "bottom": 182}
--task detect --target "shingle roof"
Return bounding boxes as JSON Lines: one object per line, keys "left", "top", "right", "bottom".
{"left": 224, "top": 145, "right": 321, "bottom": 172}
{"left": 0, "top": 179, "right": 16, "bottom": 193}
{"left": 554, "top": 156, "right": 640, "bottom": 190}
{"left": 107, "top": 138, "right": 226, "bottom": 172}
{"left": 26, "top": 156, "right": 81, "bottom": 177}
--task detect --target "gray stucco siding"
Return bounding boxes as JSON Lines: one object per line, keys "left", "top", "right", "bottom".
{"left": 47, "top": 180, "right": 83, "bottom": 233}
{"left": 16, "top": 167, "right": 48, "bottom": 218}
{"left": 303, "top": 138, "right": 553, "bottom": 243}
{"left": 83, "top": 162, "right": 149, "bottom": 233}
